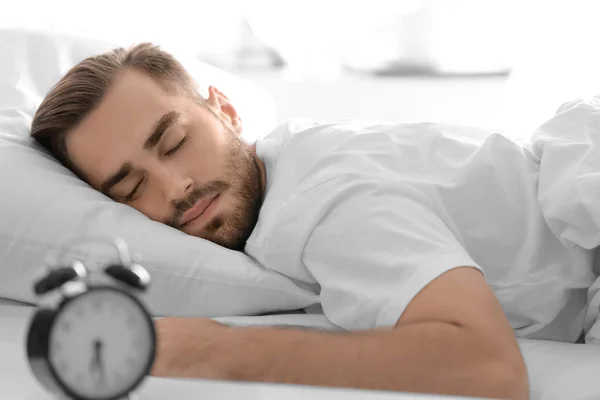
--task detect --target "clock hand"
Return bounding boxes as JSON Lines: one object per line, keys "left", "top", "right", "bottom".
{"left": 90, "top": 338, "right": 105, "bottom": 385}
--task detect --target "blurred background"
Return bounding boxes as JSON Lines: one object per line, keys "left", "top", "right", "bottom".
{"left": 3, "top": 0, "right": 600, "bottom": 140}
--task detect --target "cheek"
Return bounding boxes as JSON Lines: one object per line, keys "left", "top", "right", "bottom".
{"left": 128, "top": 175, "right": 172, "bottom": 222}
{"left": 185, "top": 133, "right": 229, "bottom": 178}
{"left": 217, "top": 191, "right": 237, "bottom": 212}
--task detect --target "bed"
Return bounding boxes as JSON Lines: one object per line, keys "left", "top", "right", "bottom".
{"left": 1, "top": 301, "right": 600, "bottom": 400}
{"left": 2, "top": 27, "right": 600, "bottom": 400}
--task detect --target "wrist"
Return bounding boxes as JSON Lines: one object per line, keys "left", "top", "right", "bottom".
{"left": 176, "top": 320, "right": 239, "bottom": 381}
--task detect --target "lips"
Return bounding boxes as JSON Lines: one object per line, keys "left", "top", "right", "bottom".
{"left": 180, "top": 194, "right": 218, "bottom": 226}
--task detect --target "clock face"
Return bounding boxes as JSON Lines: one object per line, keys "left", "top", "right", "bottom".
{"left": 48, "top": 287, "right": 155, "bottom": 400}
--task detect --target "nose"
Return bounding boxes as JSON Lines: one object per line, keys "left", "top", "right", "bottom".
{"left": 154, "top": 164, "right": 193, "bottom": 204}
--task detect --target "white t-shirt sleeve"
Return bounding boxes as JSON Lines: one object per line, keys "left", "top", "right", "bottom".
{"left": 301, "top": 180, "right": 482, "bottom": 331}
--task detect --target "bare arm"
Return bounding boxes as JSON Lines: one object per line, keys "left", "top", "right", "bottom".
{"left": 154, "top": 267, "right": 529, "bottom": 399}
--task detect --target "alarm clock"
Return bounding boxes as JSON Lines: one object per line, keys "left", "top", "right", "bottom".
{"left": 26, "top": 237, "right": 156, "bottom": 400}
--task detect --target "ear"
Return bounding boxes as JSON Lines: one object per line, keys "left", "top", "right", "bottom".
{"left": 205, "top": 86, "right": 243, "bottom": 136}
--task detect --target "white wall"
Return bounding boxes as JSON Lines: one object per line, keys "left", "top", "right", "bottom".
{"left": 238, "top": 70, "right": 510, "bottom": 132}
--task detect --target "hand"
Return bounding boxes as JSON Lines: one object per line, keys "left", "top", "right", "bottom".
{"left": 151, "top": 317, "right": 232, "bottom": 379}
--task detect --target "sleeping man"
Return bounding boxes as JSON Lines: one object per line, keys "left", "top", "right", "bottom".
{"left": 29, "top": 43, "right": 600, "bottom": 400}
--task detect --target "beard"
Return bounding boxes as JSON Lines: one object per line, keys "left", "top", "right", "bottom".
{"left": 203, "top": 133, "right": 264, "bottom": 250}
{"left": 166, "top": 130, "right": 264, "bottom": 251}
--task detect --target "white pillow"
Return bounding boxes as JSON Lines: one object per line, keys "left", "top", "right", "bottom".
{"left": 0, "top": 27, "right": 317, "bottom": 317}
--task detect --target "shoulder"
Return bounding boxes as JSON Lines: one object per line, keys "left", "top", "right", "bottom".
{"left": 257, "top": 118, "right": 374, "bottom": 161}
{"left": 256, "top": 118, "right": 380, "bottom": 196}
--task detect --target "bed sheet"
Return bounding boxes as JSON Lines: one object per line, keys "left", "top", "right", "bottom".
{"left": 1, "top": 304, "right": 599, "bottom": 400}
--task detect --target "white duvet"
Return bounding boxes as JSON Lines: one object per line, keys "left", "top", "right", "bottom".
{"left": 533, "top": 96, "right": 600, "bottom": 343}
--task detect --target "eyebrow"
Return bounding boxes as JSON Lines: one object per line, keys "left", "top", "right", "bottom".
{"left": 144, "top": 111, "right": 181, "bottom": 150}
{"left": 99, "top": 111, "right": 180, "bottom": 196}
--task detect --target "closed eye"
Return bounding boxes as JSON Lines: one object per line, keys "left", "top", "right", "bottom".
{"left": 124, "top": 177, "right": 145, "bottom": 202}
{"left": 164, "top": 136, "right": 189, "bottom": 157}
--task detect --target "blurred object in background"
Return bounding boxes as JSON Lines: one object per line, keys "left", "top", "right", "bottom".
{"left": 0, "top": 0, "right": 518, "bottom": 79}
{"left": 228, "top": 18, "right": 287, "bottom": 71}
{"left": 5, "top": 0, "right": 600, "bottom": 138}
{"left": 244, "top": 0, "right": 518, "bottom": 81}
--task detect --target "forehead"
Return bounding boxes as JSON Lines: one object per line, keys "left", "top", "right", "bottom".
{"left": 66, "top": 69, "right": 178, "bottom": 186}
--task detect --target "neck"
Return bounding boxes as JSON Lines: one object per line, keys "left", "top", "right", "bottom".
{"left": 250, "top": 142, "right": 267, "bottom": 196}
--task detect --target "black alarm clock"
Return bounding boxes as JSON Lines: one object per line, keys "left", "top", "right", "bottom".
{"left": 26, "top": 237, "right": 156, "bottom": 400}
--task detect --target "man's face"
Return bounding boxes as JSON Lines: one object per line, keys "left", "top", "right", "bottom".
{"left": 67, "top": 69, "right": 264, "bottom": 251}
